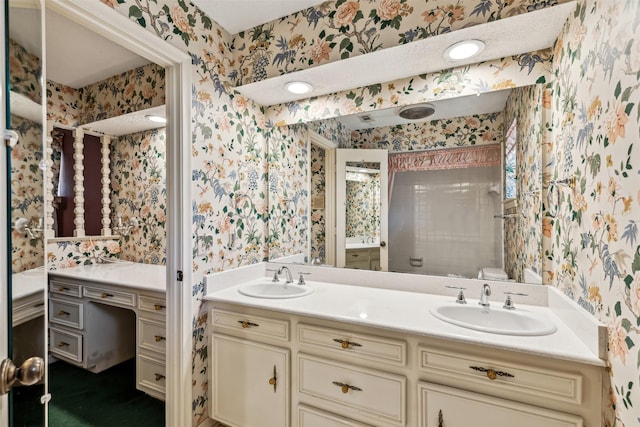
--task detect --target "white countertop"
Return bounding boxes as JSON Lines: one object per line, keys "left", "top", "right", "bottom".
{"left": 204, "top": 269, "right": 606, "bottom": 367}
{"left": 346, "top": 243, "right": 380, "bottom": 250}
{"left": 13, "top": 267, "right": 46, "bottom": 300}
{"left": 49, "top": 263, "right": 166, "bottom": 293}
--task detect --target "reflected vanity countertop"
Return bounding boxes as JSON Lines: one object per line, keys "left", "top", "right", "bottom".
{"left": 204, "top": 267, "right": 606, "bottom": 367}
{"left": 48, "top": 263, "right": 166, "bottom": 292}
{"left": 345, "top": 242, "right": 380, "bottom": 250}
{"left": 12, "top": 267, "right": 46, "bottom": 300}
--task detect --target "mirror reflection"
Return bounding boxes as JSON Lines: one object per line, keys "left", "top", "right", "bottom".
{"left": 8, "top": 0, "right": 46, "bottom": 424}
{"left": 275, "top": 84, "right": 545, "bottom": 284}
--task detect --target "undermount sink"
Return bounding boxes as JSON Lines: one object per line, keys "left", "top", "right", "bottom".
{"left": 430, "top": 303, "right": 557, "bottom": 336}
{"left": 238, "top": 282, "right": 314, "bottom": 299}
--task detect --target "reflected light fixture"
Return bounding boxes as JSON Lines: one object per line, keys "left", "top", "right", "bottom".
{"left": 445, "top": 39, "right": 485, "bottom": 60}
{"left": 145, "top": 114, "right": 167, "bottom": 124}
{"left": 398, "top": 103, "right": 436, "bottom": 120}
{"left": 285, "top": 81, "right": 313, "bottom": 95}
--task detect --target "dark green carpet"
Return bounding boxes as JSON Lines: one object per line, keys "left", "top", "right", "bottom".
{"left": 48, "top": 359, "right": 165, "bottom": 427}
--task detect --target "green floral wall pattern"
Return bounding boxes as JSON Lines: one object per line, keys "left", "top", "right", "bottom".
{"left": 9, "top": 39, "right": 42, "bottom": 104}
{"left": 350, "top": 112, "right": 503, "bottom": 151}
{"left": 548, "top": 1, "right": 640, "bottom": 424}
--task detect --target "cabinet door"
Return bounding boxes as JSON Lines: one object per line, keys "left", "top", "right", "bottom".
{"left": 211, "top": 334, "right": 290, "bottom": 427}
{"left": 419, "top": 382, "right": 583, "bottom": 427}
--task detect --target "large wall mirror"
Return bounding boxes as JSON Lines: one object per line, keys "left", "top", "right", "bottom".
{"left": 8, "top": 0, "right": 47, "bottom": 424}
{"left": 270, "top": 83, "right": 546, "bottom": 284}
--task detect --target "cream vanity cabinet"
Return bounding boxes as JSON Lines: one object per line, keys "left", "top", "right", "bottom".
{"left": 209, "top": 303, "right": 603, "bottom": 427}
{"left": 48, "top": 273, "right": 167, "bottom": 400}
{"left": 345, "top": 248, "right": 380, "bottom": 270}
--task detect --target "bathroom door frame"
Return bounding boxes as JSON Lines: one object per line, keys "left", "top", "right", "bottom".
{"left": 45, "top": 2, "right": 193, "bottom": 426}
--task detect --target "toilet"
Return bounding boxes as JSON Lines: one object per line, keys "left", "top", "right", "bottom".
{"left": 478, "top": 267, "right": 510, "bottom": 281}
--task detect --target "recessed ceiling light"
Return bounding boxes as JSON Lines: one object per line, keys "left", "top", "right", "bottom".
{"left": 285, "top": 81, "right": 313, "bottom": 95}
{"left": 445, "top": 40, "right": 485, "bottom": 60}
{"left": 145, "top": 114, "right": 167, "bottom": 123}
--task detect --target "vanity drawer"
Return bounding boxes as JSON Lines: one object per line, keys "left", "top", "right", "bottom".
{"left": 298, "top": 354, "right": 406, "bottom": 426}
{"left": 137, "top": 354, "right": 166, "bottom": 400}
{"left": 418, "top": 346, "right": 583, "bottom": 406}
{"left": 298, "top": 324, "right": 406, "bottom": 366}
{"left": 138, "top": 317, "right": 166, "bottom": 355}
{"left": 50, "top": 327, "right": 83, "bottom": 363}
{"left": 345, "top": 260, "right": 371, "bottom": 270}
{"left": 49, "top": 298, "right": 83, "bottom": 329}
{"left": 83, "top": 286, "right": 136, "bottom": 307}
{"left": 298, "top": 405, "right": 371, "bottom": 426}
{"left": 211, "top": 308, "right": 289, "bottom": 342}
{"left": 49, "top": 279, "right": 82, "bottom": 298}
{"left": 138, "top": 294, "right": 166, "bottom": 315}
{"left": 345, "top": 250, "right": 370, "bottom": 262}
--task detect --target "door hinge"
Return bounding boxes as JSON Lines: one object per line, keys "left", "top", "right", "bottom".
{"left": 177, "top": 270, "right": 183, "bottom": 281}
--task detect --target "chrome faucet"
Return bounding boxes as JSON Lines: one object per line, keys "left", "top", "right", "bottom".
{"left": 278, "top": 266, "right": 294, "bottom": 284}
{"left": 479, "top": 283, "right": 491, "bottom": 307}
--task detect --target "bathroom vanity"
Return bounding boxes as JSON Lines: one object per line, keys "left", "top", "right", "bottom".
{"left": 47, "top": 263, "right": 167, "bottom": 400}
{"left": 204, "top": 265, "right": 607, "bottom": 427}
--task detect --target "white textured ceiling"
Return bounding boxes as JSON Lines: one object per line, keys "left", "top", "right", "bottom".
{"left": 236, "top": 2, "right": 575, "bottom": 106}
{"left": 83, "top": 105, "right": 166, "bottom": 136}
{"left": 337, "top": 89, "right": 511, "bottom": 131}
{"left": 191, "top": 0, "right": 327, "bottom": 34}
{"left": 46, "top": 8, "right": 150, "bottom": 89}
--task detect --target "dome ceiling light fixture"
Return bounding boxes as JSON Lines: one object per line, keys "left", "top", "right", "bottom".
{"left": 444, "top": 39, "right": 486, "bottom": 60}
{"left": 145, "top": 114, "right": 167, "bottom": 123}
{"left": 285, "top": 81, "right": 313, "bottom": 95}
{"left": 398, "top": 103, "right": 436, "bottom": 120}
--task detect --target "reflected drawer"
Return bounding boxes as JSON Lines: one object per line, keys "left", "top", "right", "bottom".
{"left": 211, "top": 308, "right": 289, "bottom": 341}
{"left": 83, "top": 286, "right": 136, "bottom": 307}
{"left": 298, "top": 324, "right": 406, "bottom": 366}
{"left": 137, "top": 355, "right": 166, "bottom": 400}
{"left": 298, "top": 405, "right": 371, "bottom": 427}
{"left": 138, "top": 294, "right": 166, "bottom": 315}
{"left": 298, "top": 354, "right": 406, "bottom": 426}
{"left": 49, "top": 279, "right": 82, "bottom": 298}
{"left": 139, "top": 317, "right": 166, "bottom": 355}
{"left": 345, "top": 260, "right": 371, "bottom": 270}
{"left": 50, "top": 327, "right": 83, "bottom": 363}
{"left": 49, "top": 298, "right": 83, "bottom": 329}
{"left": 345, "top": 250, "right": 370, "bottom": 262}
{"left": 418, "top": 346, "right": 583, "bottom": 406}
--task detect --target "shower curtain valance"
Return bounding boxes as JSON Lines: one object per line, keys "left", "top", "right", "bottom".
{"left": 387, "top": 144, "right": 501, "bottom": 202}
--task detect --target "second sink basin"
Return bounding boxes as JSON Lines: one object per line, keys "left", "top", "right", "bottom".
{"left": 430, "top": 303, "right": 557, "bottom": 336}
{"left": 238, "top": 282, "right": 314, "bottom": 299}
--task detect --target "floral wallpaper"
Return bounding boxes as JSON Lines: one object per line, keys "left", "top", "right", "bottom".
{"left": 46, "top": 239, "right": 122, "bottom": 270}
{"left": 47, "top": 81, "right": 82, "bottom": 127}
{"left": 10, "top": 115, "right": 44, "bottom": 273}
{"left": 111, "top": 129, "right": 167, "bottom": 265}
{"left": 502, "top": 85, "right": 545, "bottom": 283}
{"left": 82, "top": 63, "right": 165, "bottom": 123}
{"left": 310, "top": 145, "right": 326, "bottom": 261}
{"left": 267, "top": 124, "right": 309, "bottom": 260}
{"left": 345, "top": 172, "right": 381, "bottom": 238}
{"left": 230, "top": 0, "right": 567, "bottom": 85}
{"left": 349, "top": 112, "right": 503, "bottom": 151}
{"left": 8, "top": 38, "right": 42, "bottom": 105}
{"left": 547, "top": 0, "right": 640, "bottom": 425}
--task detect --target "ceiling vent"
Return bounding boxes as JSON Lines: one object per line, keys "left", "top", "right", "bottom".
{"left": 398, "top": 103, "right": 436, "bottom": 120}
{"left": 358, "top": 114, "right": 374, "bottom": 123}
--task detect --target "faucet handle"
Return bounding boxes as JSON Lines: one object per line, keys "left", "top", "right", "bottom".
{"left": 265, "top": 268, "right": 279, "bottom": 282}
{"left": 445, "top": 285, "right": 467, "bottom": 304}
{"left": 298, "top": 272, "right": 311, "bottom": 285}
{"left": 503, "top": 292, "right": 528, "bottom": 310}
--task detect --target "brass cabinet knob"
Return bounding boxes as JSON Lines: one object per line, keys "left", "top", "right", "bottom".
{"left": 154, "top": 304, "right": 166, "bottom": 311}
{"left": 58, "top": 310, "right": 70, "bottom": 316}
{"left": 269, "top": 377, "right": 276, "bottom": 386}
{"left": 332, "top": 338, "right": 362, "bottom": 349}
{"left": 58, "top": 286, "right": 69, "bottom": 292}
{"left": 58, "top": 342, "right": 69, "bottom": 348}
{"left": 341, "top": 341, "right": 349, "bottom": 349}
{"left": 154, "top": 335, "right": 166, "bottom": 342}
{"left": 486, "top": 369, "right": 497, "bottom": 380}
{"left": 238, "top": 320, "right": 259, "bottom": 329}
{"left": 269, "top": 365, "right": 277, "bottom": 392}
{"left": 332, "top": 381, "right": 362, "bottom": 394}
{"left": 155, "top": 373, "right": 165, "bottom": 381}
{"left": 101, "top": 292, "right": 113, "bottom": 299}
{"left": 469, "top": 365, "right": 514, "bottom": 380}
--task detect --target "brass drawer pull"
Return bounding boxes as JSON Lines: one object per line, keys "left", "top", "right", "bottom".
{"left": 238, "top": 320, "right": 259, "bottom": 329}
{"left": 58, "top": 286, "right": 70, "bottom": 291}
{"left": 469, "top": 366, "right": 514, "bottom": 380}
{"left": 154, "top": 335, "right": 166, "bottom": 342}
{"left": 154, "top": 304, "right": 166, "bottom": 311}
{"left": 332, "top": 381, "right": 362, "bottom": 394}
{"left": 58, "top": 310, "right": 70, "bottom": 316}
{"left": 333, "top": 338, "right": 362, "bottom": 349}
{"left": 101, "top": 293, "right": 113, "bottom": 299}
{"left": 268, "top": 365, "right": 277, "bottom": 392}
{"left": 155, "top": 373, "right": 165, "bottom": 381}
{"left": 58, "top": 342, "right": 69, "bottom": 348}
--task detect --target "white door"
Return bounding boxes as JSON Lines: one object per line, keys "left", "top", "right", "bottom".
{"left": 336, "top": 149, "right": 388, "bottom": 271}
